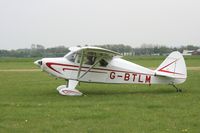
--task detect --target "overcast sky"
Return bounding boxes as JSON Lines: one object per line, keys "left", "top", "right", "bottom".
{"left": 0, "top": 0, "right": 200, "bottom": 50}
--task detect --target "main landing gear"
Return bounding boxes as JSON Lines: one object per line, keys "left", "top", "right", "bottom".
{"left": 56, "top": 80, "right": 82, "bottom": 96}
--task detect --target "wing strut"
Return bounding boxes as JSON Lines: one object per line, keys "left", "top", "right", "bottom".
{"left": 78, "top": 56, "right": 104, "bottom": 80}
{"left": 77, "top": 50, "right": 84, "bottom": 79}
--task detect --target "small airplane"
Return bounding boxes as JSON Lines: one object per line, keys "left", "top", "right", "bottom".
{"left": 34, "top": 46, "right": 187, "bottom": 96}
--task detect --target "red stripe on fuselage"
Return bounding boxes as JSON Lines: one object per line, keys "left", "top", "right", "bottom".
{"left": 46, "top": 62, "right": 62, "bottom": 74}
{"left": 46, "top": 62, "right": 154, "bottom": 76}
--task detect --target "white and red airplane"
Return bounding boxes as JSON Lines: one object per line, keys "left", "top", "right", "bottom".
{"left": 34, "top": 46, "right": 187, "bottom": 96}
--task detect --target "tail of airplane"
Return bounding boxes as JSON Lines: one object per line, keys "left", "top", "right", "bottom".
{"left": 155, "top": 51, "right": 187, "bottom": 84}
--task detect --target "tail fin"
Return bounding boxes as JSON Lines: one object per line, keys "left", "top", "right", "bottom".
{"left": 155, "top": 51, "right": 187, "bottom": 83}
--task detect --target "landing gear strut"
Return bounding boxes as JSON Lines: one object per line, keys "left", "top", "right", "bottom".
{"left": 57, "top": 80, "right": 82, "bottom": 96}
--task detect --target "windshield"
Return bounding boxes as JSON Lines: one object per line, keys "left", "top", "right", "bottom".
{"left": 65, "top": 51, "right": 78, "bottom": 62}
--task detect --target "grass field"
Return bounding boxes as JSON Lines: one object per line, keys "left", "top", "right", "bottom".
{"left": 0, "top": 56, "right": 200, "bottom": 132}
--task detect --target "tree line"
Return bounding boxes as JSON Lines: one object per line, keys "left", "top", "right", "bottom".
{"left": 0, "top": 44, "right": 199, "bottom": 57}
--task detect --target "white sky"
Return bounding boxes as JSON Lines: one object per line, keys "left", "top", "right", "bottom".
{"left": 0, "top": 0, "right": 200, "bottom": 50}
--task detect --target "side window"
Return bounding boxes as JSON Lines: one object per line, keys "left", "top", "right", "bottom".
{"left": 67, "top": 51, "right": 108, "bottom": 67}
{"left": 99, "top": 59, "right": 108, "bottom": 67}
{"left": 75, "top": 54, "right": 81, "bottom": 63}
{"left": 84, "top": 52, "right": 96, "bottom": 65}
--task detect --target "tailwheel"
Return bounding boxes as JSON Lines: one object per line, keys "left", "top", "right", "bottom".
{"left": 171, "top": 84, "right": 182, "bottom": 92}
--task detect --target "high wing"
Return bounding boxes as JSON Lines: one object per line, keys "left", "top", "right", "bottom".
{"left": 68, "top": 46, "right": 121, "bottom": 57}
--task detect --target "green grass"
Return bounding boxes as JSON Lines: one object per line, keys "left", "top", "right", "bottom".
{"left": 0, "top": 71, "right": 200, "bottom": 132}
{"left": 0, "top": 57, "right": 38, "bottom": 69}
{"left": 0, "top": 56, "right": 200, "bottom": 132}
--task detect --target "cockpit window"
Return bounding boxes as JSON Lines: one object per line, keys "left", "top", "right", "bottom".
{"left": 84, "top": 52, "right": 96, "bottom": 65}
{"left": 66, "top": 51, "right": 108, "bottom": 67}
{"left": 99, "top": 59, "right": 108, "bottom": 67}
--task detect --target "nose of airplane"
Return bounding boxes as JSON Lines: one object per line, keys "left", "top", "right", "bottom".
{"left": 34, "top": 59, "right": 43, "bottom": 67}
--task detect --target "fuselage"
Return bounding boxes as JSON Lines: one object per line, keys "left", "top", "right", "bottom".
{"left": 34, "top": 56, "right": 184, "bottom": 85}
